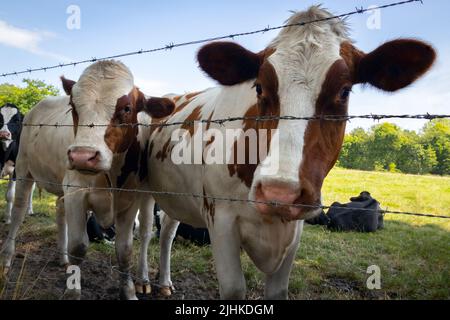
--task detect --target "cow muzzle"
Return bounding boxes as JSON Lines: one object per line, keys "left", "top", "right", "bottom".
{"left": 0, "top": 131, "right": 11, "bottom": 140}
{"left": 68, "top": 147, "right": 102, "bottom": 174}
{"left": 254, "top": 180, "right": 321, "bottom": 221}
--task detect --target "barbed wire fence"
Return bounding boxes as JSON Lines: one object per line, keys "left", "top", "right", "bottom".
{"left": 0, "top": 0, "right": 423, "bottom": 78}
{"left": 0, "top": 0, "right": 449, "bottom": 300}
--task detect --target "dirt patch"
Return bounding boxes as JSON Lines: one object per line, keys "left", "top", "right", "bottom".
{"left": 0, "top": 223, "right": 220, "bottom": 300}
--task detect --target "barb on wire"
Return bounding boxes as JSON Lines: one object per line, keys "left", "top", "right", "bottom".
{"left": 7, "top": 114, "right": 450, "bottom": 129}
{"left": 0, "top": 0, "right": 422, "bottom": 78}
{"left": 1, "top": 176, "right": 448, "bottom": 220}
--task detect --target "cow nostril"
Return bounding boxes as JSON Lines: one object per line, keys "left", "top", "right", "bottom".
{"left": 88, "top": 151, "right": 100, "bottom": 162}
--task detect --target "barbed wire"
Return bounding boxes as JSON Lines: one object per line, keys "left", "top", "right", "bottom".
{"left": 1, "top": 176, "right": 448, "bottom": 219}
{"left": 0, "top": 0, "right": 422, "bottom": 78}
{"left": 5, "top": 114, "right": 450, "bottom": 129}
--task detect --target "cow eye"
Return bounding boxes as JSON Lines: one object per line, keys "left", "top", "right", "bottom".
{"left": 123, "top": 106, "right": 132, "bottom": 114}
{"left": 255, "top": 84, "right": 263, "bottom": 96}
{"left": 340, "top": 87, "right": 352, "bottom": 101}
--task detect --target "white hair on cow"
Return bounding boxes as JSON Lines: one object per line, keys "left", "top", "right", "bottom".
{"left": 266, "top": 6, "right": 351, "bottom": 93}
{"left": 72, "top": 60, "right": 134, "bottom": 114}
{"left": 270, "top": 5, "right": 351, "bottom": 50}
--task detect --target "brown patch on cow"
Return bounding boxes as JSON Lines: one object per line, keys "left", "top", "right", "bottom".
{"left": 205, "top": 110, "right": 215, "bottom": 130}
{"left": 69, "top": 96, "right": 79, "bottom": 136}
{"left": 297, "top": 60, "right": 350, "bottom": 215}
{"left": 150, "top": 116, "right": 168, "bottom": 136}
{"left": 173, "top": 95, "right": 183, "bottom": 103}
{"left": 104, "top": 88, "right": 141, "bottom": 154}
{"left": 198, "top": 42, "right": 263, "bottom": 86}
{"left": 173, "top": 91, "right": 203, "bottom": 115}
{"left": 139, "top": 141, "right": 149, "bottom": 182}
{"left": 61, "top": 76, "right": 76, "bottom": 95}
{"left": 341, "top": 40, "right": 436, "bottom": 91}
{"left": 185, "top": 91, "right": 203, "bottom": 100}
{"left": 227, "top": 61, "right": 280, "bottom": 188}
{"left": 148, "top": 141, "right": 154, "bottom": 157}
{"left": 203, "top": 187, "right": 215, "bottom": 224}
{"left": 117, "top": 138, "right": 140, "bottom": 188}
{"left": 156, "top": 138, "right": 172, "bottom": 162}
{"left": 340, "top": 41, "right": 365, "bottom": 83}
{"left": 181, "top": 106, "right": 203, "bottom": 136}
{"left": 171, "top": 92, "right": 203, "bottom": 116}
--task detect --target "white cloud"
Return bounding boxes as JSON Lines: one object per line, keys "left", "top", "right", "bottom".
{"left": 0, "top": 20, "right": 70, "bottom": 62}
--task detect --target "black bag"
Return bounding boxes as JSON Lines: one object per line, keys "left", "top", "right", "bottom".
{"left": 327, "top": 191, "right": 384, "bottom": 232}
{"left": 306, "top": 192, "right": 384, "bottom": 232}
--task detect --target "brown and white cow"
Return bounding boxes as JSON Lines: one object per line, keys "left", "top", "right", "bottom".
{"left": 0, "top": 60, "right": 174, "bottom": 299}
{"left": 147, "top": 7, "right": 436, "bottom": 299}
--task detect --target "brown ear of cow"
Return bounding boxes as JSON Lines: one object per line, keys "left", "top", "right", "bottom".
{"left": 61, "top": 76, "right": 77, "bottom": 95}
{"left": 357, "top": 39, "right": 436, "bottom": 92}
{"left": 197, "top": 41, "right": 263, "bottom": 86}
{"left": 144, "top": 97, "right": 175, "bottom": 119}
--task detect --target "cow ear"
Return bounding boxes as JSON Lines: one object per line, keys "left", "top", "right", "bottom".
{"left": 347, "top": 39, "right": 436, "bottom": 92}
{"left": 197, "top": 41, "right": 263, "bottom": 86}
{"left": 144, "top": 97, "right": 175, "bottom": 119}
{"left": 61, "top": 76, "right": 76, "bottom": 95}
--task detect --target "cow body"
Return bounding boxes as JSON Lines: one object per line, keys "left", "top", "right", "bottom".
{"left": 0, "top": 104, "right": 34, "bottom": 224}
{"left": 1, "top": 61, "right": 174, "bottom": 299}
{"left": 149, "top": 6, "right": 435, "bottom": 299}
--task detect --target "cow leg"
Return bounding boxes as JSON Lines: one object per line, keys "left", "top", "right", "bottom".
{"left": 134, "top": 196, "right": 155, "bottom": 296}
{"left": 3, "top": 178, "right": 16, "bottom": 224}
{"left": 115, "top": 199, "right": 139, "bottom": 300}
{"left": 158, "top": 212, "right": 179, "bottom": 297}
{"left": 26, "top": 183, "right": 35, "bottom": 216}
{"left": 56, "top": 197, "right": 69, "bottom": 267}
{"left": 63, "top": 189, "right": 88, "bottom": 300}
{"left": 0, "top": 175, "right": 34, "bottom": 274}
{"left": 65, "top": 190, "right": 89, "bottom": 265}
{"left": 210, "top": 214, "right": 246, "bottom": 300}
{"left": 264, "top": 221, "right": 303, "bottom": 300}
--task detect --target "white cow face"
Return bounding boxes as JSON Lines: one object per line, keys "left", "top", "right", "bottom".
{"left": 61, "top": 60, "right": 174, "bottom": 175}
{"left": 197, "top": 7, "right": 436, "bottom": 221}
{"left": 0, "top": 104, "right": 22, "bottom": 152}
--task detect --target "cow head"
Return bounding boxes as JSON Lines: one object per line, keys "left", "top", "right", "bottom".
{"left": 61, "top": 60, "right": 174, "bottom": 174}
{"left": 0, "top": 103, "right": 23, "bottom": 152}
{"left": 197, "top": 7, "right": 436, "bottom": 221}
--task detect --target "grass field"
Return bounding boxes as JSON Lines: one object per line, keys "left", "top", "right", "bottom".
{"left": 0, "top": 168, "right": 449, "bottom": 300}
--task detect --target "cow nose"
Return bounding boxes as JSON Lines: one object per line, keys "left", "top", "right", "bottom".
{"left": 68, "top": 147, "right": 101, "bottom": 172}
{"left": 254, "top": 180, "right": 320, "bottom": 220}
{"left": 256, "top": 182, "right": 300, "bottom": 206}
{"left": 0, "top": 131, "right": 11, "bottom": 139}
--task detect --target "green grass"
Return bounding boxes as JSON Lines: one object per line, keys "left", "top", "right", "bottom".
{"left": 1, "top": 168, "right": 449, "bottom": 299}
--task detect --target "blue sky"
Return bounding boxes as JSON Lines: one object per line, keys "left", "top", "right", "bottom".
{"left": 0, "top": 0, "right": 448, "bottom": 132}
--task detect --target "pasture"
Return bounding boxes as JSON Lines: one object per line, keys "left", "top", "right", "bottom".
{"left": 0, "top": 167, "right": 448, "bottom": 300}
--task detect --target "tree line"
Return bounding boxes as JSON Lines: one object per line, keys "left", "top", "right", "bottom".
{"left": 338, "top": 120, "right": 450, "bottom": 176}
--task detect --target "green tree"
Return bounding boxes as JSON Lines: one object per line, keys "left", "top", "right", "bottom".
{"left": 338, "top": 122, "right": 444, "bottom": 175}
{"left": 339, "top": 127, "right": 371, "bottom": 170}
{"left": 421, "top": 119, "right": 450, "bottom": 175}
{"left": 367, "top": 123, "right": 404, "bottom": 171}
{"left": 0, "top": 79, "right": 60, "bottom": 114}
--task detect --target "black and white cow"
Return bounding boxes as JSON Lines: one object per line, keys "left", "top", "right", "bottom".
{"left": 0, "top": 103, "right": 34, "bottom": 224}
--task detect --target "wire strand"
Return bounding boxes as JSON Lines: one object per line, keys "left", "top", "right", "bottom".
{"left": 0, "top": 0, "right": 423, "bottom": 78}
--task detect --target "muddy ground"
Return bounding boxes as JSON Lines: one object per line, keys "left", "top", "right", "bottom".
{"left": 0, "top": 220, "right": 220, "bottom": 300}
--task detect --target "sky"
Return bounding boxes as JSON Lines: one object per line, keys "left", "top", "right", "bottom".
{"left": 0, "top": 0, "right": 448, "bottom": 132}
